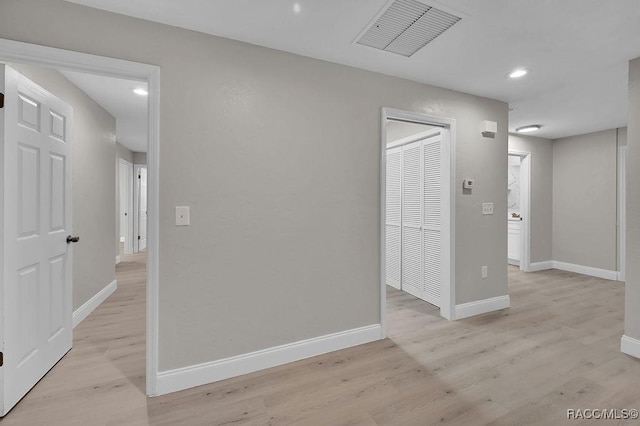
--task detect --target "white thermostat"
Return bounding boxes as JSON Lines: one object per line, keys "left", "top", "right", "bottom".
{"left": 463, "top": 179, "right": 474, "bottom": 190}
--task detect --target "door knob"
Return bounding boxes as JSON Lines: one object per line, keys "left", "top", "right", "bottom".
{"left": 66, "top": 235, "right": 80, "bottom": 244}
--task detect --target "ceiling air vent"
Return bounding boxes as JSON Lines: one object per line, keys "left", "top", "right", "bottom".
{"left": 357, "top": 0, "right": 461, "bottom": 57}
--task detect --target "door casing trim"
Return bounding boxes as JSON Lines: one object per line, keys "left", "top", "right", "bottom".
{"left": 0, "top": 38, "right": 161, "bottom": 396}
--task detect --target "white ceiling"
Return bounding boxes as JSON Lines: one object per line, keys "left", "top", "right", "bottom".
{"left": 64, "top": 0, "right": 640, "bottom": 140}
{"left": 60, "top": 70, "right": 148, "bottom": 152}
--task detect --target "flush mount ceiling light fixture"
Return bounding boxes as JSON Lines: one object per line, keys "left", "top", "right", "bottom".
{"left": 508, "top": 68, "right": 528, "bottom": 79}
{"left": 292, "top": 2, "right": 301, "bottom": 14}
{"left": 515, "top": 125, "right": 541, "bottom": 133}
{"left": 133, "top": 88, "right": 148, "bottom": 96}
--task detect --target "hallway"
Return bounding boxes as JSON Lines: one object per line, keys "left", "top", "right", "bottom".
{"left": 2, "top": 261, "right": 639, "bottom": 425}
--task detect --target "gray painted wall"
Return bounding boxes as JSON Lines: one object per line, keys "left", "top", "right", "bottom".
{"left": 617, "top": 128, "right": 627, "bottom": 272}
{"left": 132, "top": 151, "right": 147, "bottom": 165}
{"left": 508, "top": 134, "right": 553, "bottom": 263}
{"left": 9, "top": 62, "right": 117, "bottom": 311}
{"left": 618, "top": 127, "right": 628, "bottom": 147}
{"left": 552, "top": 129, "right": 617, "bottom": 271}
{"left": 116, "top": 143, "right": 133, "bottom": 162}
{"left": 626, "top": 58, "right": 640, "bottom": 340}
{"left": 0, "top": 0, "right": 508, "bottom": 371}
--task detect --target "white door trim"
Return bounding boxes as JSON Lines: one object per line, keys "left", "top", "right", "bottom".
{"left": 618, "top": 146, "right": 627, "bottom": 281}
{"left": 508, "top": 150, "right": 532, "bottom": 272}
{"left": 119, "top": 158, "right": 134, "bottom": 254}
{"left": 0, "top": 38, "right": 161, "bottom": 396}
{"left": 381, "top": 108, "right": 456, "bottom": 328}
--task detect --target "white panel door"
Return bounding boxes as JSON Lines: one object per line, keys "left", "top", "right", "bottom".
{"left": 422, "top": 134, "right": 442, "bottom": 307}
{"left": 385, "top": 148, "right": 402, "bottom": 289}
{"left": 135, "top": 165, "right": 147, "bottom": 252}
{"left": 401, "top": 141, "right": 422, "bottom": 299}
{"left": 119, "top": 159, "right": 133, "bottom": 254}
{"left": 0, "top": 65, "right": 74, "bottom": 417}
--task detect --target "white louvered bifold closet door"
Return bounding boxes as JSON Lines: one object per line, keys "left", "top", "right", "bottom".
{"left": 401, "top": 141, "right": 422, "bottom": 299}
{"left": 422, "top": 134, "right": 443, "bottom": 307}
{"left": 385, "top": 147, "right": 402, "bottom": 289}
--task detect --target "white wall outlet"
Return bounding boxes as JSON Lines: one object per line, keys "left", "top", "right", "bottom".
{"left": 175, "top": 206, "right": 190, "bottom": 226}
{"left": 482, "top": 265, "right": 488, "bottom": 279}
{"left": 482, "top": 202, "right": 494, "bottom": 215}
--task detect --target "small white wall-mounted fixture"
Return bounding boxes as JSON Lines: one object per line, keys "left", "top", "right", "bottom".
{"left": 176, "top": 206, "right": 190, "bottom": 226}
{"left": 481, "top": 120, "right": 497, "bottom": 138}
{"left": 463, "top": 178, "right": 474, "bottom": 190}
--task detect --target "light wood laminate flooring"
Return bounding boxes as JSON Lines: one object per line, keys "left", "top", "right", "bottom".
{"left": 2, "top": 261, "right": 639, "bottom": 425}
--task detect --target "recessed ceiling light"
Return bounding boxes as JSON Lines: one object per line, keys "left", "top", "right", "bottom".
{"left": 133, "top": 88, "right": 148, "bottom": 96}
{"left": 508, "top": 68, "right": 528, "bottom": 79}
{"left": 515, "top": 125, "right": 541, "bottom": 133}
{"left": 293, "top": 2, "right": 301, "bottom": 14}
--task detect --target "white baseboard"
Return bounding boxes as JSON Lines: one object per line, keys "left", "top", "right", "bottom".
{"left": 156, "top": 324, "right": 383, "bottom": 396}
{"left": 621, "top": 335, "right": 640, "bottom": 359}
{"left": 507, "top": 258, "right": 520, "bottom": 266}
{"left": 455, "top": 295, "right": 510, "bottom": 320}
{"left": 529, "top": 261, "right": 553, "bottom": 271}
{"left": 525, "top": 260, "right": 620, "bottom": 280}
{"left": 73, "top": 279, "right": 117, "bottom": 328}
{"left": 552, "top": 261, "right": 618, "bottom": 281}
{"left": 115, "top": 255, "right": 121, "bottom": 265}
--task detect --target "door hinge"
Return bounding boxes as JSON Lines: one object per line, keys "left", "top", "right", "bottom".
{"left": 138, "top": 235, "right": 141, "bottom": 240}
{"left": 0, "top": 92, "right": 4, "bottom": 109}
{"left": 0, "top": 352, "right": 3, "bottom": 367}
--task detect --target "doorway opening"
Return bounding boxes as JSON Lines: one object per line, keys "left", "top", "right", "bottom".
{"left": 381, "top": 108, "right": 456, "bottom": 329}
{"left": 0, "top": 38, "right": 160, "bottom": 418}
{"left": 134, "top": 164, "right": 148, "bottom": 253}
{"left": 120, "top": 158, "right": 135, "bottom": 255}
{"left": 507, "top": 150, "right": 531, "bottom": 272}
{"left": 118, "top": 160, "right": 148, "bottom": 257}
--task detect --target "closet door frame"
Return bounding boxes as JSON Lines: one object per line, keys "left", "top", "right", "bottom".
{"left": 380, "top": 108, "right": 456, "bottom": 334}
{"left": 385, "top": 146, "right": 402, "bottom": 290}
{"left": 388, "top": 131, "right": 443, "bottom": 306}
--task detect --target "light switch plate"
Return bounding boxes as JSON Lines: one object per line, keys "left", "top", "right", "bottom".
{"left": 482, "top": 203, "right": 494, "bottom": 215}
{"left": 175, "top": 206, "right": 190, "bottom": 226}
